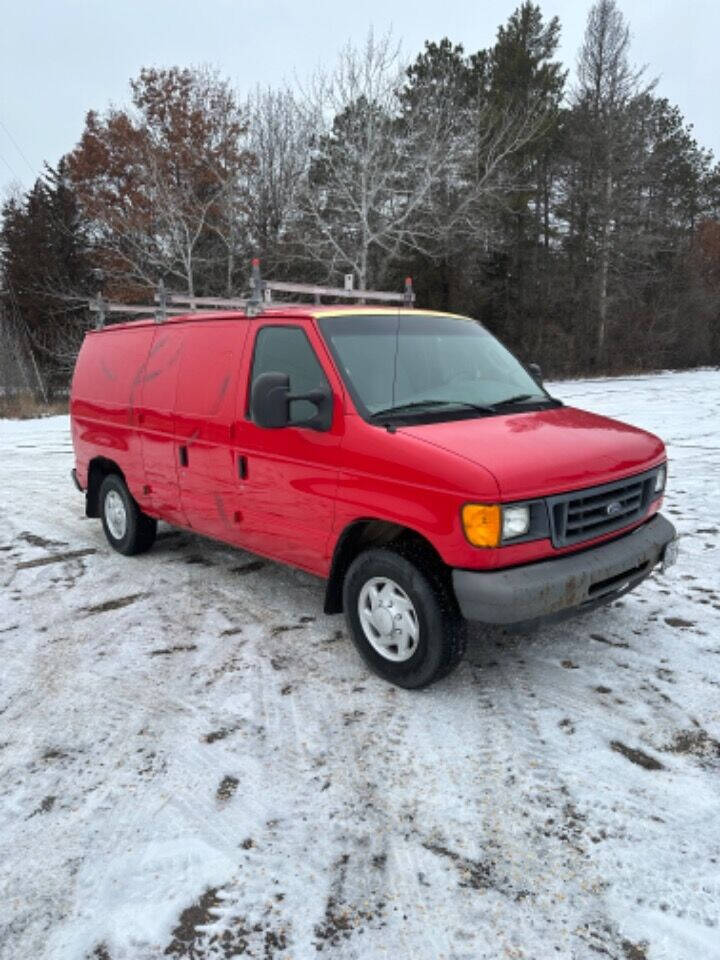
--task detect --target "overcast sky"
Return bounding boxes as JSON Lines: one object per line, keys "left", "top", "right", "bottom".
{"left": 1, "top": 0, "right": 718, "bottom": 197}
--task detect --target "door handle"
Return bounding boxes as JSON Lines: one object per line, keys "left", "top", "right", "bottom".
{"left": 178, "top": 445, "right": 188, "bottom": 467}
{"left": 237, "top": 454, "right": 247, "bottom": 479}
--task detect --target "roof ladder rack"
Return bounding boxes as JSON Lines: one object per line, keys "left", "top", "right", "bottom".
{"left": 87, "top": 260, "right": 416, "bottom": 326}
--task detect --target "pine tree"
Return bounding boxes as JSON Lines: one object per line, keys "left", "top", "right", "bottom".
{"left": 486, "top": 2, "right": 565, "bottom": 349}
{"left": 0, "top": 161, "right": 91, "bottom": 392}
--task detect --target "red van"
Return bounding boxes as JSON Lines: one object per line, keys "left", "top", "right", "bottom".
{"left": 70, "top": 304, "right": 677, "bottom": 687}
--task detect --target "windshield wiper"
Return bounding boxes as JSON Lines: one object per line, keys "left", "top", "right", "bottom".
{"left": 369, "top": 394, "right": 560, "bottom": 425}
{"left": 493, "top": 393, "right": 537, "bottom": 405}
{"left": 493, "top": 393, "right": 561, "bottom": 408}
{"left": 369, "top": 399, "right": 496, "bottom": 421}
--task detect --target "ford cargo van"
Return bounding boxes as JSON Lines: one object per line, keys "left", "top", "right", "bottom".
{"left": 70, "top": 306, "right": 677, "bottom": 688}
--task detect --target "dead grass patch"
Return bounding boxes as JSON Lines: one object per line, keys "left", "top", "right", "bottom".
{"left": 0, "top": 393, "right": 68, "bottom": 419}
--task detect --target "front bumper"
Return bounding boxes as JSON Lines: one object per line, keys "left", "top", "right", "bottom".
{"left": 452, "top": 513, "right": 677, "bottom": 626}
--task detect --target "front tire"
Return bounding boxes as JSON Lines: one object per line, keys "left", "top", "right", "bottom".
{"left": 343, "top": 548, "right": 467, "bottom": 689}
{"left": 99, "top": 474, "right": 157, "bottom": 556}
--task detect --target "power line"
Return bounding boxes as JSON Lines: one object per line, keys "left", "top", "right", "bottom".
{"left": 0, "top": 148, "right": 20, "bottom": 181}
{"left": 0, "top": 118, "right": 37, "bottom": 177}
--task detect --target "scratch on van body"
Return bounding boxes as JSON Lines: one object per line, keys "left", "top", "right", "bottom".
{"left": 127, "top": 338, "right": 183, "bottom": 423}
{"left": 148, "top": 335, "right": 169, "bottom": 358}
{"left": 214, "top": 493, "right": 232, "bottom": 530}
{"left": 99, "top": 359, "right": 116, "bottom": 381}
{"left": 208, "top": 373, "right": 231, "bottom": 416}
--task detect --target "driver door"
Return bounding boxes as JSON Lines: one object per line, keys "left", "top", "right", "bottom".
{"left": 233, "top": 319, "right": 344, "bottom": 575}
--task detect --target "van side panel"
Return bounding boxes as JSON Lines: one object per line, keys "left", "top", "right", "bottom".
{"left": 137, "top": 328, "right": 187, "bottom": 524}
{"left": 174, "top": 322, "right": 248, "bottom": 540}
{"left": 70, "top": 327, "right": 153, "bottom": 499}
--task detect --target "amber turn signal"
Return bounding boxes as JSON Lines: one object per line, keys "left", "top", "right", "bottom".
{"left": 461, "top": 503, "right": 501, "bottom": 547}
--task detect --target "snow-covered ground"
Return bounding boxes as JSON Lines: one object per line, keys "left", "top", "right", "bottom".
{"left": 1, "top": 369, "right": 719, "bottom": 960}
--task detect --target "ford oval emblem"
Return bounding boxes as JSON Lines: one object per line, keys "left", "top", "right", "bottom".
{"left": 606, "top": 500, "right": 622, "bottom": 517}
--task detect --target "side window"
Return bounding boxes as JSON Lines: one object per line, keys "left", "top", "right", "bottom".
{"left": 250, "top": 325, "right": 330, "bottom": 424}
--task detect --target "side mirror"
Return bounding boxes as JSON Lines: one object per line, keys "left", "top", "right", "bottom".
{"left": 527, "top": 362, "right": 543, "bottom": 385}
{"left": 251, "top": 371, "right": 332, "bottom": 431}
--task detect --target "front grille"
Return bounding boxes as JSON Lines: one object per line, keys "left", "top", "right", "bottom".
{"left": 548, "top": 470, "right": 657, "bottom": 548}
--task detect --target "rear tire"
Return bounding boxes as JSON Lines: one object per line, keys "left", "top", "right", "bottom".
{"left": 343, "top": 548, "right": 467, "bottom": 689}
{"left": 99, "top": 474, "right": 157, "bottom": 556}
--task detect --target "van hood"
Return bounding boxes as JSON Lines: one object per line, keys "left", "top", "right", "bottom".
{"left": 399, "top": 405, "right": 666, "bottom": 501}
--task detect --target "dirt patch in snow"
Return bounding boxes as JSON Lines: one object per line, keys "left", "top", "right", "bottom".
{"left": 81, "top": 593, "right": 148, "bottom": 615}
{"left": 27, "top": 796, "right": 56, "bottom": 818}
{"left": 423, "top": 841, "right": 501, "bottom": 893}
{"left": 203, "top": 727, "right": 238, "bottom": 744}
{"left": 163, "top": 886, "right": 289, "bottom": 959}
{"left": 17, "top": 531, "right": 68, "bottom": 548}
{"left": 271, "top": 624, "right": 303, "bottom": 637}
{"left": 622, "top": 939, "right": 649, "bottom": 960}
{"left": 16, "top": 548, "right": 96, "bottom": 569}
{"left": 89, "top": 944, "right": 112, "bottom": 960}
{"left": 163, "top": 887, "right": 221, "bottom": 958}
{"left": 216, "top": 776, "right": 239, "bottom": 804}
{"left": 663, "top": 728, "right": 720, "bottom": 765}
{"left": 590, "top": 633, "right": 629, "bottom": 648}
{"left": 610, "top": 741, "right": 664, "bottom": 770}
{"left": 149, "top": 645, "right": 198, "bottom": 657}
{"left": 313, "top": 853, "right": 387, "bottom": 951}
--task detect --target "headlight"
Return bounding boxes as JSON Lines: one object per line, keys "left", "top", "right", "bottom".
{"left": 462, "top": 503, "right": 532, "bottom": 546}
{"left": 462, "top": 504, "right": 501, "bottom": 547}
{"left": 502, "top": 505, "right": 530, "bottom": 540}
{"left": 654, "top": 464, "right": 666, "bottom": 494}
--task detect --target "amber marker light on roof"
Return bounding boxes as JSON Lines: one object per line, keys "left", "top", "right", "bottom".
{"left": 461, "top": 504, "right": 501, "bottom": 548}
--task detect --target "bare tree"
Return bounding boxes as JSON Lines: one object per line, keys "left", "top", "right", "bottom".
{"left": 295, "top": 31, "right": 455, "bottom": 289}
{"left": 296, "top": 30, "right": 553, "bottom": 291}
{"left": 433, "top": 100, "right": 556, "bottom": 250}
{"left": 241, "top": 87, "right": 311, "bottom": 275}
{"left": 67, "top": 67, "right": 253, "bottom": 300}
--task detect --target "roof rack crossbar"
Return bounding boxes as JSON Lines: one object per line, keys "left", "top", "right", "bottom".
{"left": 265, "top": 280, "right": 413, "bottom": 304}
{"left": 90, "top": 302, "right": 190, "bottom": 317}
{"left": 155, "top": 293, "right": 250, "bottom": 309}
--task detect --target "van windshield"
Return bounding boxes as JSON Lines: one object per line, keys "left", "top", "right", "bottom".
{"left": 318, "top": 313, "right": 555, "bottom": 423}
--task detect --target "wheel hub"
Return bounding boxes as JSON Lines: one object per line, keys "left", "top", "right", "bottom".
{"left": 358, "top": 576, "right": 419, "bottom": 663}
{"left": 370, "top": 605, "right": 394, "bottom": 635}
{"left": 104, "top": 489, "right": 127, "bottom": 540}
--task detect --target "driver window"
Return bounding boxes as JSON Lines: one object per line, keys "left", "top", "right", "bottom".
{"left": 250, "top": 325, "right": 330, "bottom": 423}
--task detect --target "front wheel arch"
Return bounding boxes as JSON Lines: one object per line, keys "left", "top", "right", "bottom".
{"left": 323, "top": 519, "right": 452, "bottom": 615}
